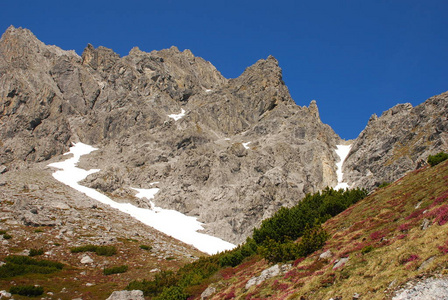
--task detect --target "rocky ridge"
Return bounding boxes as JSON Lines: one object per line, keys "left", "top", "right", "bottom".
{"left": 0, "top": 26, "right": 340, "bottom": 244}
{"left": 344, "top": 92, "right": 448, "bottom": 189}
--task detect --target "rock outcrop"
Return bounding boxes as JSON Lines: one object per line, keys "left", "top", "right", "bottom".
{"left": 0, "top": 26, "right": 341, "bottom": 244}
{"left": 344, "top": 92, "right": 448, "bottom": 189}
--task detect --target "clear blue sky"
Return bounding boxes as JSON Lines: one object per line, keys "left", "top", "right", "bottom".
{"left": 2, "top": 0, "right": 448, "bottom": 139}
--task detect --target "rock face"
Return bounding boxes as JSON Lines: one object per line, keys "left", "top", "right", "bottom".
{"left": 0, "top": 26, "right": 341, "bottom": 244}
{"left": 344, "top": 93, "right": 448, "bottom": 189}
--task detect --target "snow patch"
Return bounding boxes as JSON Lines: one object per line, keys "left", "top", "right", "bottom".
{"left": 168, "top": 109, "right": 186, "bottom": 121}
{"left": 242, "top": 142, "right": 251, "bottom": 149}
{"left": 334, "top": 144, "right": 351, "bottom": 190}
{"left": 48, "top": 142, "right": 235, "bottom": 255}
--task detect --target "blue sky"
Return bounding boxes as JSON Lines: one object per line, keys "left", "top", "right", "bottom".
{"left": 1, "top": 0, "right": 448, "bottom": 139}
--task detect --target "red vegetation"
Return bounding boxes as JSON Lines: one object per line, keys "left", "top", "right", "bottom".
{"left": 405, "top": 208, "right": 426, "bottom": 221}
{"left": 398, "top": 223, "right": 411, "bottom": 232}
{"left": 431, "top": 191, "right": 448, "bottom": 207}
{"left": 428, "top": 204, "right": 448, "bottom": 226}
{"left": 370, "top": 228, "right": 388, "bottom": 241}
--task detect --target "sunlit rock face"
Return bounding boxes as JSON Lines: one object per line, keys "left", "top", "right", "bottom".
{"left": 0, "top": 26, "right": 344, "bottom": 243}
{"left": 344, "top": 93, "right": 448, "bottom": 190}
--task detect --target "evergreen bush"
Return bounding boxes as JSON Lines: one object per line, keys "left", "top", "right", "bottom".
{"left": 104, "top": 265, "right": 128, "bottom": 275}
{"left": 428, "top": 152, "right": 448, "bottom": 167}
{"left": 70, "top": 244, "right": 117, "bottom": 256}
{"left": 10, "top": 285, "right": 44, "bottom": 296}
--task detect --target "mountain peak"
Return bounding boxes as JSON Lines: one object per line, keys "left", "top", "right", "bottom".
{"left": 308, "top": 99, "right": 320, "bottom": 119}
{"left": 81, "top": 43, "right": 120, "bottom": 71}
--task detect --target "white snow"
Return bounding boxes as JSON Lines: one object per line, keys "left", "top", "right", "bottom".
{"left": 242, "top": 142, "right": 251, "bottom": 149}
{"left": 205, "top": 89, "right": 213, "bottom": 93}
{"left": 168, "top": 109, "right": 186, "bottom": 121}
{"left": 48, "top": 142, "right": 235, "bottom": 255}
{"left": 334, "top": 144, "right": 351, "bottom": 190}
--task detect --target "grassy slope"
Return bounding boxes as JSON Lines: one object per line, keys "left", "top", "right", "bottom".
{"left": 208, "top": 159, "right": 448, "bottom": 300}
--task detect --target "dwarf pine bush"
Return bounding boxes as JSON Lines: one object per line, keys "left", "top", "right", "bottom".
{"left": 428, "top": 152, "right": 448, "bottom": 167}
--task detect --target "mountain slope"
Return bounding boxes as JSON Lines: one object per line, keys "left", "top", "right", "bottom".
{"left": 0, "top": 26, "right": 341, "bottom": 244}
{"left": 198, "top": 157, "right": 448, "bottom": 299}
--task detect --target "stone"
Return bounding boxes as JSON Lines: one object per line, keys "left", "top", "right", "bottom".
{"left": 319, "top": 249, "right": 333, "bottom": 260}
{"left": 200, "top": 285, "right": 216, "bottom": 299}
{"left": 0, "top": 165, "right": 7, "bottom": 174}
{"left": 333, "top": 257, "right": 349, "bottom": 270}
{"left": 0, "top": 290, "right": 12, "bottom": 298}
{"left": 106, "top": 290, "right": 145, "bottom": 300}
{"left": 80, "top": 255, "right": 93, "bottom": 264}
{"left": 421, "top": 218, "right": 431, "bottom": 230}
{"left": 245, "top": 264, "right": 291, "bottom": 289}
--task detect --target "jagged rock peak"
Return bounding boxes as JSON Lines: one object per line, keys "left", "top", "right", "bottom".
{"left": 0, "top": 26, "right": 47, "bottom": 62}
{"left": 308, "top": 100, "right": 320, "bottom": 119}
{"left": 81, "top": 43, "right": 120, "bottom": 71}
{"left": 266, "top": 54, "right": 279, "bottom": 65}
{"left": 234, "top": 55, "right": 286, "bottom": 90}
{"left": 1, "top": 25, "right": 36, "bottom": 41}
{"left": 344, "top": 92, "right": 448, "bottom": 190}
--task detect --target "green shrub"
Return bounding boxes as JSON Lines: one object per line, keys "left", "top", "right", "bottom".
{"left": 361, "top": 245, "right": 374, "bottom": 254}
{"left": 29, "top": 248, "right": 44, "bottom": 257}
{"left": 3, "top": 233, "right": 12, "bottom": 240}
{"left": 259, "top": 224, "right": 328, "bottom": 263}
{"left": 219, "top": 250, "right": 244, "bottom": 267}
{"left": 155, "top": 286, "right": 188, "bottom": 300}
{"left": 70, "top": 244, "right": 97, "bottom": 253}
{"left": 259, "top": 238, "right": 301, "bottom": 263}
{"left": 70, "top": 245, "right": 117, "bottom": 256}
{"left": 378, "top": 182, "right": 390, "bottom": 188}
{"left": 253, "top": 188, "right": 367, "bottom": 244}
{"left": 140, "top": 245, "right": 152, "bottom": 251}
{"left": 10, "top": 285, "right": 44, "bottom": 296}
{"left": 127, "top": 270, "right": 177, "bottom": 297}
{"left": 104, "top": 265, "right": 128, "bottom": 275}
{"left": 0, "top": 255, "right": 63, "bottom": 278}
{"left": 297, "top": 223, "right": 329, "bottom": 257}
{"left": 219, "top": 237, "right": 258, "bottom": 267}
{"left": 0, "top": 230, "right": 6, "bottom": 234}
{"left": 95, "top": 245, "right": 117, "bottom": 256}
{"left": 428, "top": 152, "right": 448, "bottom": 167}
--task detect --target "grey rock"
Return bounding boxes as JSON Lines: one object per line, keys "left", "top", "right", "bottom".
{"left": 22, "top": 211, "right": 58, "bottom": 227}
{"left": 0, "top": 26, "right": 341, "bottom": 244}
{"left": 0, "top": 290, "right": 12, "bottom": 298}
{"left": 319, "top": 249, "right": 333, "bottom": 260}
{"left": 418, "top": 256, "right": 435, "bottom": 271}
{"left": 333, "top": 257, "right": 349, "bottom": 270}
{"left": 0, "top": 165, "right": 7, "bottom": 174}
{"left": 80, "top": 255, "right": 93, "bottom": 264}
{"left": 393, "top": 277, "right": 448, "bottom": 300}
{"left": 106, "top": 290, "right": 144, "bottom": 300}
{"left": 245, "top": 264, "right": 291, "bottom": 289}
{"left": 345, "top": 93, "right": 448, "bottom": 190}
{"left": 421, "top": 218, "right": 431, "bottom": 230}
{"left": 200, "top": 285, "right": 216, "bottom": 299}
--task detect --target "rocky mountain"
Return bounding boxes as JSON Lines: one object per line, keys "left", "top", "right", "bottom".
{"left": 0, "top": 26, "right": 341, "bottom": 244}
{"left": 1, "top": 25, "right": 448, "bottom": 246}
{"left": 344, "top": 92, "right": 448, "bottom": 189}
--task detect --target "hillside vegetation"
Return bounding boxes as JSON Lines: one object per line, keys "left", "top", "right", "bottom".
{"left": 128, "top": 158, "right": 448, "bottom": 299}
{"left": 197, "top": 158, "right": 448, "bottom": 299}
